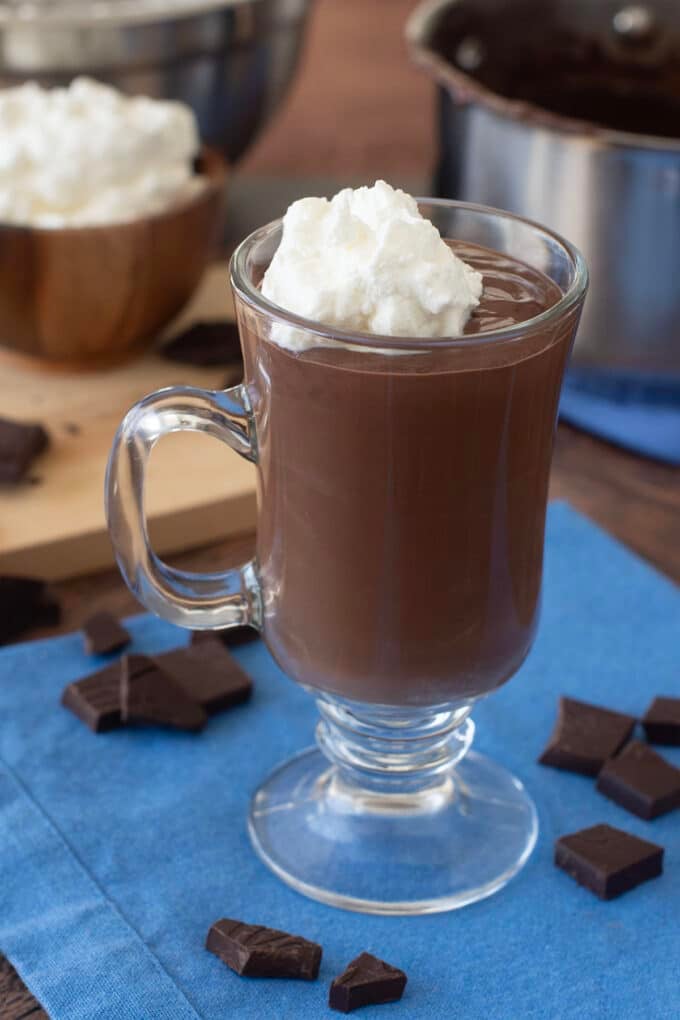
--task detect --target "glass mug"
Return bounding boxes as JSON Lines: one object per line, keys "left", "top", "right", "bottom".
{"left": 106, "top": 201, "right": 587, "bottom": 915}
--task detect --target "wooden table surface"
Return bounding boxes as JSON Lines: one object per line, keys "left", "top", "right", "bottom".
{"left": 3, "top": 0, "right": 680, "bottom": 1014}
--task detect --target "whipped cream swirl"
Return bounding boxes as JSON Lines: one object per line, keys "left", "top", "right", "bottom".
{"left": 261, "top": 180, "right": 483, "bottom": 349}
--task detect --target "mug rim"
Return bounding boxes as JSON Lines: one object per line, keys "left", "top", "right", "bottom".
{"left": 229, "top": 197, "right": 589, "bottom": 352}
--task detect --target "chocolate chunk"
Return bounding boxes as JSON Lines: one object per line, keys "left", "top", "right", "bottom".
{"left": 539, "top": 697, "right": 636, "bottom": 776}
{"left": 596, "top": 740, "right": 680, "bottom": 820}
{"left": 642, "top": 696, "right": 680, "bottom": 746}
{"left": 61, "top": 662, "right": 123, "bottom": 733}
{"left": 555, "top": 823, "right": 663, "bottom": 899}
{"left": 329, "top": 953, "right": 407, "bottom": 1013}
{"left": 82, "top": 611, "right": 131, "bottom": 656}
{"left": 191, "top": 626, "right": 258, "bottom": 649}
{"left": 122, "top": 654, "right": 206, "bottom": 732}
{"left": 206, "top": 918, "right": 321, "bottom": 979}
{"left": 0, "top": 576, "right": 61, "bottom": 646}
{"left": 63, "top": 422, "right": 81, "bottom": 436}
{"left": 0, "top": 416, "right": 49, "bottom": 484}
{"left": 161, "top": 321, "right": 242, "bottom": 367}
{"left": 156, "top": 640, "right": 252, "bottom": 715}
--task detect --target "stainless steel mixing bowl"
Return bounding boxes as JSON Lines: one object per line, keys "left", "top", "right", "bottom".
{"left": 408, "top": 0, "right": 680, "bottom": 373}
{"left": 0, "top": 0, "right": 313, "bottom": 163}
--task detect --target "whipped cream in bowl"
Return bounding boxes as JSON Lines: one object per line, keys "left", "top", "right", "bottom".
{"left": 0, "top": 77, "right": 227, "bottom": 366}
{"left": 0, "top": 77, "right": 206, "bottom": 229}
{"left": 259, "top": 180, "right": 484, "bottom": 352}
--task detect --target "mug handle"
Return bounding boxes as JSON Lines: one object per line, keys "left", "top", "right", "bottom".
{"left": 105, "top": 384, "right": 261, "bottom": 631}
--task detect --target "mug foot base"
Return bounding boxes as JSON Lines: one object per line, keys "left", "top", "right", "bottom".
{"left": 248, "top": 746, "right": 538, "bottom": 915}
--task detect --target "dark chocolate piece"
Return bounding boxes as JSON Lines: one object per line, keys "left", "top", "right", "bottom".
{"left": 329, "top": 952, "right": 407, "bottom": 1013}
{"left": 0, "top": 576, "right": 61, "bottom": 646}
{"left": 82, "top": 611, "right": 131, "bottom": 656}
{"left": 63, "top": 422, "right": 81, "bottom": 436}
{"left": 191, "top": 626, "right": 258, "bottom": 649}
{"left": 61, "top": 662, "right": 123, "bottom": 733}
{"left": 596, "top": 740, "right": 680, "bottom": 820}
{"left": 161, "top": 321, "right": 242, "bottom": 367}
{"left": 0, "top": 416, "right": 49, "bottom": 484}
{"left": 206, "top": 918, "right": 321, "bottom": 979}
{"left": 156, "top": 640, "right": 252, "bottom": 715}
{"left": 121, "top": 654, "right": 206, "bottom": 732}
{"left": 642, "top": 697, "right": 680, "bottom": 746}
{"left": 539, "top": 697, "right": 636, "bottom": 776}
{"left": 555, "top": 823, "right": 663, "bottom": 900}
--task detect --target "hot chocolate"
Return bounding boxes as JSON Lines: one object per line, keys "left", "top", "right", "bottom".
{"left": 241, "top": 240, "right": 576, "bottom": 706}
{"left": 105, "top": 193, "right": 586, "bottom": 913}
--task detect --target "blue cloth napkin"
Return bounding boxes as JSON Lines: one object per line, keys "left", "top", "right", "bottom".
{"left": 1, "top": 503, "right": 679, "bottom": 1020}
{"left": 560, "top": 369, "right": 680, "bottom": 464}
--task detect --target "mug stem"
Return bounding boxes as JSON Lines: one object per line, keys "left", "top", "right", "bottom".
{"left": 248, "top": 692, "right": 537, "bottom": 913}
{"left": 315, "top": 694, "right": 475, "bottom": 802}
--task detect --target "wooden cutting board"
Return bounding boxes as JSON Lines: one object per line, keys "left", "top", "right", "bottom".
{"left": 0, "top": 264, "right": 257, "bottom": 580}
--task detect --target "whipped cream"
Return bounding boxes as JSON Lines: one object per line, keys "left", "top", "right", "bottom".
{"left": 261, "top": 180, "right": 483, "bottom": 350}
{"left": 0, "top": 78, "right": 203, "bottom": 228}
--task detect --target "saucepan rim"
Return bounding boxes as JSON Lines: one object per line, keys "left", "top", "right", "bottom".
{"left": 406, "top": 0, "right": 680, "bottom": 156}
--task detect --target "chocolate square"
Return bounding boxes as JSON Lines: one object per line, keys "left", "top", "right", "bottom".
{"left": 0, "top": 417, "right": 49, "bottom": 484}
{"left": 206, "top": 918, "right": 321, "bottom": 979}
{"left": 121, "top": 654, "right": 206, "bottom": 732}
{"left": 61, "top": 662, "right": 123, "bottom": 733}
{"left": 539, "top": 697, "right": 636, "bottom": 776}
{"left": 596, "top": 740, "right": 680, "bottom": 819}
{"left": 555, "top": 823, "right": 663, "bottom": 899}
{"left": 642, "top": 697, "right": 680, "bottom": 746}
{"left": 82, "top": 611, "right": 130, "bottom": 656}
{"left": 156, "top": 640, "right": 252, "bottom": 715}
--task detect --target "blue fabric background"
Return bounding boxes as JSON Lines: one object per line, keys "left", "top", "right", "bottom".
{"left": 560, "top": 370, "right": 680, "bottom": 465}
{"left": 1, "top": 503, "right": 679, "bottom": 1020}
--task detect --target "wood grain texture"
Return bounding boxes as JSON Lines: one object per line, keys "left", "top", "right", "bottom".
{"left": 0, "top": 958, "right": 48, "bottom": 1019}
{"left": 0, "top": 149, "right": 227, "bottom": 368}
{"left": 551, "top": 426, "right": 680, "bottom": 581}
{"left": 0, "top": 264, "right": 256, "bottom": 581}
{"left": 242, "top": 0, "right": 435, "bottom": 177}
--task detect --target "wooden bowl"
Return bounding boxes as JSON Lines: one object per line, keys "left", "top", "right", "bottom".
{"left": 0, "top": 148, "right": 227, "bottom": 369}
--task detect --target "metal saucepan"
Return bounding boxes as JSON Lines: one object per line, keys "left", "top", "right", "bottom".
{"left": 407, "top": 0, "right": 680, "bottom": 373}
{"left": 0, "top": 0, "right": 314, "bottom": 163}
